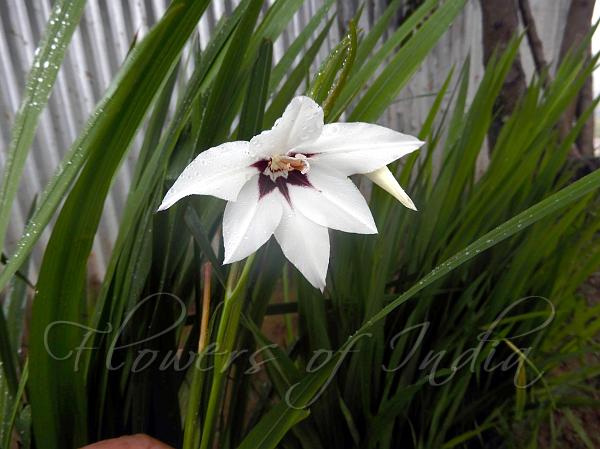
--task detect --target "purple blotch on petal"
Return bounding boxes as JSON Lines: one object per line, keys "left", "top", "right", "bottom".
{"left": 286, "top": 171, "right": 312, "bottom": 188}
{"left": 275, "top": 178, "right": 291, "bottom": 204}
{"left": 258, "top": 174, "right": 276, "bottom": 199}
{"left": 252, "top": 160, "right": 269, "bottom": 172}
{"left": 254, "top": 161, "right": 315, "bottom": 205}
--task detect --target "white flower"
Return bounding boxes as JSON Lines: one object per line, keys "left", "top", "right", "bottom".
{"left": 158, "top": 96, "right": 424, "bottom": 290}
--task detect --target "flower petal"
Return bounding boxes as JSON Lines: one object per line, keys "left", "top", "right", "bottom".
{"left": 288, "top": 167, "right": 377, "bottom": 234}
{"left": 366, "top": 166, "right": 417, "bottom": 210}
{"left": 274, "top": 205, "right": 329, "bottom": 291}
{"left": 158, "top": 141, "right": 258, "bottom": 210}
{"left": 250, "top": 96, "right": 324, "bottom": 157}
{"left": 223, "top": 176, "right": 283, "bottom": 264}
{"left": 296, "top": 122, "right": 424, "bottom": 175}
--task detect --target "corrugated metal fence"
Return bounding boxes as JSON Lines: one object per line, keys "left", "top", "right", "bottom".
{"left": 0, "top": 0, "right": 570, "bottom": 279}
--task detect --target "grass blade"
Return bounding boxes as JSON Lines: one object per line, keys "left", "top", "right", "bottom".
{"left": 330, "top": 0, "right": 440, "bottom": 120}
{"left": 268, "top": 0, "right": 335, "bottom": 92}
{"left": 236, "top": 402, "right": 310, "bottom": 449}
{"left": 28, "top": 2, "right": 211, "bottom": 448}
{"left": 1, "top": 359, "right": 28, "bottom": 449}
{"left": 238, "top": 39, "right": 273, "bottom": 140}
{"left": 351, "top": 168, "right": 600, "bottom": 340}
{"left": 240, "top": 166, "right": 600, "bottom": 444}
{"left": 348, "top": 0, "right": 466, "bottom": 122}
{"left": 0, "top": 0, "right": 87, "bottom": 254}
{"left": 263, "top": 17, "right": 334, "bottom": 127}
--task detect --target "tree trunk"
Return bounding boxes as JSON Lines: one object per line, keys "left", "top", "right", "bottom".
{"left": 518, "top": 0, "right": 550, "bottom": 84}
{"left": 559, "top": 0, "right": 595, "bottom": 62}
{"left": 559, "top": 0, "right": 596, "bottom": 157}
{"left": 479, "top": 0, "right": 527, "bottom": 149}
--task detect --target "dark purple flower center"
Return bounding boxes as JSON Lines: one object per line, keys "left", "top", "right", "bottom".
{"left": 251, "top": 157, "right": 313, "bottom": 204}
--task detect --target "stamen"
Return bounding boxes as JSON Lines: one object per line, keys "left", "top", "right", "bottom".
{"left": 266, "top": 154, "right": 310, "bottom": 180}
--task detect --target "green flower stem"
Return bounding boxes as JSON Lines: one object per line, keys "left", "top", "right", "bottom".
{"left": 198, "top": 254, "right": 255, "bottom": 449}
{"left": 182, "top": 264, "right": 213, "bottom": 449}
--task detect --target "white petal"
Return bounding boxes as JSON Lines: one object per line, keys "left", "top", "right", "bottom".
{"left": 275, "top": 205, "right": 329, "bottom": 291}
{"left": 296, "top": 122, "right": 424, "bottom": 175}
{"left": 250, "top": 96, "right": 324, "bottom": 157}
{"left": 223, "top": 176, "right": 283, "bottom": 264}
{"left": 158, "top": 141, "right": 258, "bottom": 210}
{"left": 367, "top": 166, "right": 417, "bottom": 210}
{"left": 288, "top": 167, "right": 377, "bottom": 234}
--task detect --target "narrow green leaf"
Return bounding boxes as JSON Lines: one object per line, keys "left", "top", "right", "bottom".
{"left": 248, "top": 0, "right": 305, "bottom": 60}
{"left": 398, "top": 67, "right": 455, "bottom": 188}
{"left": 268, "top": 0, "right": 335, "bottom": 92}
{"left": 200, "top": 0, "right": 264, "bottom": 146}
{"left": 263, "top": 17, "right": 334, "bottom": 128}
{"left": 338, "top": 396, "right": 360, "bottom": 445}
{"left": 130, "top": 61, "right": 181, "bottom": 188}
{"left": 351, "top": 167, "right": 600, "bottom": 341}
{"left": 238, "top": 39, "right": 273, "bottom": 140}
{"left": 84, "top": 14, "right": 247, "bottom": 408}
{"left": 28, "top": 2, "right": 211, "bottom": 448}
{"left": 0, "top": 2, "right": 212, "bottom": 293}
{"left": 3, "top": 231, "right": 32, "bottom": 358}
{"left": 0, "top": 309, "right": 17, "bottom": 396}
{"left": 330, "top": 0, "right": 440, "bottom": 120}
{"left": 563, "top": 408, "right": 595, "bottom": 449}
{"left": 88, "top": 8, "right": 244, "bottom": 347}
{"left": 236, "top": 402, "right": 310, "bottom": 449}
{"left": 184, "top": 207, "right": 226, "bottom": 287}
{"left": 352, "top": 0, "right": 402, "bottom": 70}
{"left": 15, "top": 405, "right": 31, "bottom": 449}
{"left": 309, "top": 20, "right": 358, "bottom": 120}
{"left": 441, "top": 421, "right": 494, "bottom": 448}
{"left": 1, "top": 359, "right": 28, "bottom": 449}
{"left": 349, "top": 0, "right": 466, "bottom": 122}
{"left": 0, "top": 0, "right": 87, "bottom": 254}
{"left": 244, "top": 166, "right": 600, "bottom": 444}
{"left": 236, "top": 355, "right": 340, "bottom": 449}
